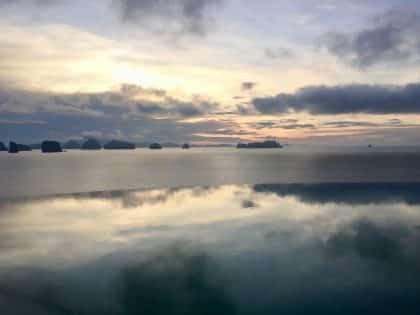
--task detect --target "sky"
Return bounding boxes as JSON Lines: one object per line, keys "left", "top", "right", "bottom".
{"left": 1, "top": 0, "right": 420, "bottom": 145}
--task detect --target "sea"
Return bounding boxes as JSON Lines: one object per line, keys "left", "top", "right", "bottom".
{"left": 1, "top": 146, "right": 420, "bottom": 314}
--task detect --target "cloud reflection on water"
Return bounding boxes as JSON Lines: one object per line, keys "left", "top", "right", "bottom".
{"left": 1, "top": 183, "right": 420, "bottom": 314}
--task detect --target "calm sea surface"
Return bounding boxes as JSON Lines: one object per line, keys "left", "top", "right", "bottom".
{"left": 1, "top": 147, "right": 420, "bottom": 314}
{"left": 1, "top": 146, "right": 420, "bottom": 198}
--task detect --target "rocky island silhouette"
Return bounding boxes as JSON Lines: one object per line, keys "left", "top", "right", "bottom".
{"left": 149, "top": 143, "right": 163, "bottom": 150}
{"left": 81, "top": 138, "right": 102, "bottom": 150}
{"left": 104, "top": 140, "right": 136, "bottom": 150}
{"left": 237, "top": 140, "right": 282, "bottom": 149}
{"left": 41, "top": 141, "right": 63, "bottom": 153}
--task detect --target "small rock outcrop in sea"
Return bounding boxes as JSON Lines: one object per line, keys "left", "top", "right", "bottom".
{"left": 81, "top": 138, "right": 102, "bottom": 150}
{"left": 104, "top": 140, "right": 135, "bottom": 150}
{"left": 237, "top": 140, "right": 282, "bottom": 149}
{"left": 0, "top": 142, "right": 6, "bottom": 151}
{"left": 149, "top": 143, "right": 162, "bottom": 150}
{"left": 41, "top": 141, "right": 63, "bottom": 153}
{"left": 8, "top": 142, "right": 19, "bottom": 153}
{"left": 182, "top": 143, "right": 190, "bottom": 149}
{"left": 63, "top": 140, "right": 81, "bottom": 149}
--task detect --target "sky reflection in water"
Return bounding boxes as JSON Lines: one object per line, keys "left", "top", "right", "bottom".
{"left": 1, "top": 183, "right": 420, "bottom": 314}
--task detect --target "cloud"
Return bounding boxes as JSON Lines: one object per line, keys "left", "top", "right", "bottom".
{"left": 0, "top": 84, "right": 225, "bottom": 143}
{"left": 0, "top": 84, "right": 218, "bottom": 118}
{"left": 0, "top": 0, "right": 223, "bottom": 37}
{"left": 264, "top": 47, "right": 294, "bottom": 59}
{"left": 323, "top": 121, "right": 379, "bottom": 128}
{"left": 0, "top": 109, "right": 230, "bottom": 144}
{"left": 0, "top": 119, "right": 47, "bottom": 125}
{"left": 249, "top": 120, "right": 316, "bottom": 130}
{"left": 115, "top": 0, "right": 223, "bottom": 36}
{"left": 322, "top": 8, "right": 420, "bottom": 68}
{"left": 0, "top": 0, "right": 61, "bottom": 6}
{"left": 241, "top": 82, "right": 257, "bottom": 91}
{"left": 252, "top": 83, "right": 420, "bottom": 115}
{"left": 135, "top": 100, "right": 215, "bottom": 117}
{"left": 323, "top": 120, "right": 420, "bottom": 128}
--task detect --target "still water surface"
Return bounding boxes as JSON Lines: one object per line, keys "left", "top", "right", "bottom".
{"left": 1, "top": 183, "right": 420, "bottom": 314}
{"left": 1, "top": 147, "right": 420, "bottom": 198}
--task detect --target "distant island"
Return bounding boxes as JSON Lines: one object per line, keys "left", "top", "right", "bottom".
{"left": 8, "top": 142, "right": 19, "bottom": 153}
{"left": 7, "top": 141, "right": 32, "bottom": 153}
{"left": 0, "top": 138, "right": 271, "bottom": 154}
{"left": 81, "top": 138, "right": 102, "bottom": 150}
{"left": 104, "top": 140, "right": 135, "bottom": 150}
{"left": 136, "top": 142, "right": 179, "bottom": 148}
{"left": 237, "top": 140, "right": 283, "bottom": 149}
{"left": 41, "top": 141, "right": 63, "bottom": 153}
{"left": 149, "top": 143, "right": 162, "bottom": 150}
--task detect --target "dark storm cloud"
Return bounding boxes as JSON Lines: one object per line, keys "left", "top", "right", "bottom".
{"left": 115, "top": 0, "right": 223, "bottom": 35}
{"left": 252, "top": 83, "right": 420, "bottom": 115}
{"left": 241, "top": 82, "right": 257, "bottom": 91}
{"left": 323, "top": 8, "right": 420, "bottom": 68}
